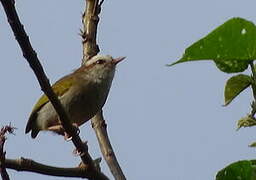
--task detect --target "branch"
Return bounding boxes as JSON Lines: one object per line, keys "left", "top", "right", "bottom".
{"left": 92, "top": 111, "right": 126, "bottom": 180}
{"left": 250, "top": 62, "right": 256, "bottom": 117}
{"left": 82, "top": 0, "right": 100, "bottom": 62}
{"left": 81, "top": 0, "right": 126, "bottom": 179}
{"left": 3, "top": 158, "right": 98, "bottom": 178}
{"left": 0, "top": 0, "right": 108, "bottom": 179}
{"left": 0, "top": 125, "right": 15, "bottom": 180}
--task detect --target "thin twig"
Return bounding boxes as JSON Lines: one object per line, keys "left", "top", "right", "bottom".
{"left": 81, "top": 0, "right": 126, "bottom": 179}
{"left": 0, "top": 125, "right": 15, "bottom": 180}
{"left": 99, "top": 0, "right": 105, "bottom": 7}
{"left": 249, "top": 62, "right": 256, "bottom": 117}
{"left": 0, "top": 0, "right": 108, "bottom": 179}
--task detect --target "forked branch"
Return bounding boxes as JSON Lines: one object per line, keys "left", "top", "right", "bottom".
{"left": 0, "top": 125, "right": 14, "bottom": 180}
{"left": 81, "top": 0, "right": 126, "bottom": 179}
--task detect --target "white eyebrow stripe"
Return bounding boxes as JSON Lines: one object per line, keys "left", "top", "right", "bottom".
{"left": 85, "top": 55, "right": 113, "bottom": 66}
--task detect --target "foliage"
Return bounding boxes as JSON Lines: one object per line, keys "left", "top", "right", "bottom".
{"left": 171, "top": 17, "right": 256, "bottom": 179}
{"left": 169, "top": 18, "right": 256, "bottom": 73}
{"left": 224, "top": 74, "right": 251, "bottom": 106}
{"left": 216, "top": 160, "right": 256, "bottom": 180}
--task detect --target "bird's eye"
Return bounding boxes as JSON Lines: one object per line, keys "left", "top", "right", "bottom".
{"left": 96, "top": 60, "right": 105, "bottom": 64}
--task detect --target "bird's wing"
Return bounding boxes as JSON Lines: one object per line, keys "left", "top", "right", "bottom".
{"left": 31, "top": 75, "right": 75, "bottom": 113}
{"left": 25, "top": 74, "right": 75, "bottom": 137}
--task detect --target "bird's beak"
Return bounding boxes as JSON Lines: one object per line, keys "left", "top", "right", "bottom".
{"left": 112, "top": 56, "right": 126, "bottom": 65}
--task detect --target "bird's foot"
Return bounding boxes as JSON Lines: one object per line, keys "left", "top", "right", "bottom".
{"left": 64, "top": 123, "right": 80, "bottom": 141}
{"left": 47, "top": 123, "right": 80, "bottom": 141}
{"left": 73, "top": 141, "right": 88, "bottom": 156}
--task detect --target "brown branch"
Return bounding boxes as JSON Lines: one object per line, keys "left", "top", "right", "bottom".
{"left": 0, "top": 0, "right": 108, "bottom": 179}
{"left": 249, "top": 62, "right": 256, "bottom": 117}
{"left": 82, "top": 0, "right": 100, "bottom": 63}
{"left": 4, "top": 158, "right": 98, "bottom": 178}
{"left": 92, "top": 111, "right": 126, "bottom": 180}
{"left": 0, "top": 125, "right": 15, "bottom": 180}
{"left": 81, "top": 0, "right": 126, "bottom": 179}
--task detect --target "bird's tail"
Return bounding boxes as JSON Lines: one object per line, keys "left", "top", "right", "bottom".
{"left": 25, "top": 113, "right": 40, "bottom": 138}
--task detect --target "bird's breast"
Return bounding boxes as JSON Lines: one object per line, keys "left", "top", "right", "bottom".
{"left": 61, "top": 79, "right": 112, "bottom": 125}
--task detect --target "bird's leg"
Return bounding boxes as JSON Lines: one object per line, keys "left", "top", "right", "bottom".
{"left": 47, "top": 123, "right": 80, "bottom": 141}
{"left": 47, "top": 125, "right": 65, "bottom": 135}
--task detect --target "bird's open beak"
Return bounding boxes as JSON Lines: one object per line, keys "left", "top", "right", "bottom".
{"left": 112, "top": 56, "right": 126, "bottom": 65}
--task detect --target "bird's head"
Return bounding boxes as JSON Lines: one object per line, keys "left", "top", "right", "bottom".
{"left": 86, "top": 55, "right": 125, "bottom": 79}
{"left": 76, "top": 54, "right": 125, "bottom": 82}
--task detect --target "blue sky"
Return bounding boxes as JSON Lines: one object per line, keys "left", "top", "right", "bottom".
{"left": 1, "top": 0, "right": 256, "bottom": 179}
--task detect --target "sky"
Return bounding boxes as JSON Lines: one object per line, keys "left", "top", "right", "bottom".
{"left": 1, "top": 0, "right": 256, "bottom": 179}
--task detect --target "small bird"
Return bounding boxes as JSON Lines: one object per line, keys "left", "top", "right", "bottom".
{"left": 25, "top": 54, "right": 125, "bottom": 138}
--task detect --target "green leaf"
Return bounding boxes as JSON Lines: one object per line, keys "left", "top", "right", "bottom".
{"left": 214, "top": 60, "right": 249, "bottom": 73}
{"left": 216, "top": 160, "right": 255, "bottom": 180}
{"left": 170, "top": 17, "right": 256, "bottom": 72}
{"left": 237, "top": 115, "right": 256, "bottom": 130}
{"left": 249, "top": 142, "right": 256, "bottom": 147}
{"left": 224, "top": 74, "right": 251, "bottom": 106}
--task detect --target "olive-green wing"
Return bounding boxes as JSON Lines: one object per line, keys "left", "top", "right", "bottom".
{"left": 25, "top": 74, "right": 75, "bottom": 137}
{"left": 31, "top": 75, "right": 74, "bottom": 112}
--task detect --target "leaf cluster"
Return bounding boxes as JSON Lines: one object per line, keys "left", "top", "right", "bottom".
{"left": 171, "top": 17, "right": 256, "bottom": 180}
{"left": 171, "top": 17, "right": 256, "bottom": 130}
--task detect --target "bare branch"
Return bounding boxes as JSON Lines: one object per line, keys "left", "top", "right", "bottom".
{"left": 99, "top": 0, "right": 105, "bottom": 7}
{"left": 0, "top": 0, "right": 108, "bottom": 179}
{"left": 4, "top": 158, "right": 99, "bottom": 178}
{"left": 0, "top": 125, "right": 15, "bottom": 180}
{"left": 92, "top": 111, "right": 126, "bottom": 180}
{"left": 82, "top": 0, "right": 100, "bottom": 63}
{"left": 81, "top": 0, "right": 126, "bottom": 179}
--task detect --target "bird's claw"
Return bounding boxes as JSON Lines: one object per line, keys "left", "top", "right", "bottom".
{"left": 64, "top": 123, "right": 80, "bottom": 141}
{"left": 73, "top": 141, "right": 88, "bottom": 156}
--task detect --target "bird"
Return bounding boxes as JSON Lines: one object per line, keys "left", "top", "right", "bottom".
{"left": 25, "top": 54, "right": 125, "bottom": 138}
